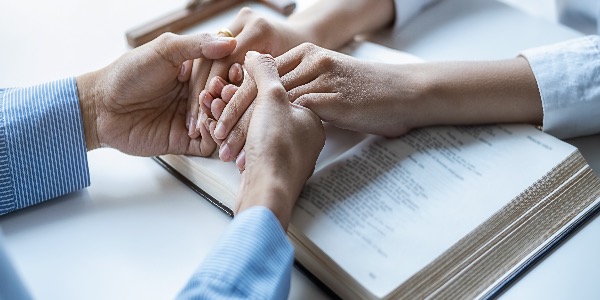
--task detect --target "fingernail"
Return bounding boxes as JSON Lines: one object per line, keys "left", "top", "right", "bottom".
{"left": 199, "top": 90, "right": 207, "bottom": 106}
{"left": 231, "top": 64, "right": 242, "bottom": 83}
{"left": 200, "top": 91, "right": 213, "bottom": 111}
{"left": 236, "top": 150, "right": 246, "bottom": 171}
{"left": 196, "top": 112, "right": 204, "bottom": 131}
{"left": 188, "top": 117, "right": 196, "bottom": 136}
{"left": 180, "top": 63, "right": 186, "bottom": 77}
{"left": 214, "top": 122, "right": 226, "bottom": 140}
{"left": 211, "top": 77, "right": 225, "bottom": 93}
{"left": 198, "top": 90, "right": 210, "bottom": 111}
{"left": 219, "top": 143, "right": 231, "bottom": 161}
{"left": 206, "top": 118, "right": 214, "bottom": 131}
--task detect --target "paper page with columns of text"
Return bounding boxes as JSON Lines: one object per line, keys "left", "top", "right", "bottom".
{"left": 291, "top": 124, "right": 576, "bottom": 298}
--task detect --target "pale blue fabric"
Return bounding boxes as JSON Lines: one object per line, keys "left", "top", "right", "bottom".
{"left": 0, "top": 78, "right": 90, "bottom": 215}
{"left": 0, "top": 79, "right": 294, "bottom": 299}
{"left": 178, "top": 206, "right": 294, "bottom": 300}
{"left": 521, "top": 35, "right": 600, "bottom": 139}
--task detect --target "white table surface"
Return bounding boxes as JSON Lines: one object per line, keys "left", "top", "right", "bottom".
{"left": 1, "top": 0, "right": 599, "bottom": 299}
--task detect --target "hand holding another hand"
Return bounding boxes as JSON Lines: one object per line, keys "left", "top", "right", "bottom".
{"left": 234, "top": 51, "right": 324, "bottom": 229}
{"left": 187, "top": 7, "right": 311, "bottom": 140}
{"left": 76, "top": 33, "right": 236, "bottom": 156}
{"left": 205, "top": 43, "right": 423, "bottom": 167}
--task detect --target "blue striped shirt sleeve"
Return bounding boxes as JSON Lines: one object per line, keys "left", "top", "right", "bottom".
{"left": 0, "top": 78, "right": 90, "bottom": 215}
{"left": 177, "top": 206, "right": 294, "bottom": 300}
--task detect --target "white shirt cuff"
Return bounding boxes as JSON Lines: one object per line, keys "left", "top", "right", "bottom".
{"left": 520, "top": 35, "right": 600, "bottom": 139}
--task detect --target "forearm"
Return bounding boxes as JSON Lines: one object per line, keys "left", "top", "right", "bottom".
{"left": 238, "top": 170, "right": 298, "bottom": 230}
{"left": 0, "top": 79, "right": 90, "bottom": 215}
{"left": 403, "top": 57, "right": 542, "bottom": 129}
{"left": 287, "top": 0, "right": 395, "bottom": 49}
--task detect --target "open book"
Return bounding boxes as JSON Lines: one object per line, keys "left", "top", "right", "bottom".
{"left": 156, "top": 42, "right": 600, "bottom": 299}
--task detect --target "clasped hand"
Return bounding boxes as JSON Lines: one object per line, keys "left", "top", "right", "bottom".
{"left": 198, "top": 43, "right": 419, "bottom": 169}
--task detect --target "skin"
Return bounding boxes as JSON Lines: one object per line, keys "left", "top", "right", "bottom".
{"left": 207, "top": 43, "right": 543, "bottom": 169}
{"left": 76, "top": 32, "right": 236, "bottom": 156}
{"left": 185, "top": 0, "right": 396, "bottom": 151}
{"left": 234, "top": 51, "right": 324, "bottom": 229}
{"left": 75, "top": 31, "right": 323, "bottom": 228}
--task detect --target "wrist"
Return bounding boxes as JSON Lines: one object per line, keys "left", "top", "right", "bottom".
{"left": 238, "top": 169, "right": 300, "bottom": 230}
{"left": 370, "top": 63, "right": 432, "bottom": 134}
{"left": 75, "top": 71, "right": 102, "bottom": 151}
{"left": 278, "top": 19, "right": 318, "bottom": 52}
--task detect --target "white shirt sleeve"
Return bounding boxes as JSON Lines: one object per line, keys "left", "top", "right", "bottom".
{"left": 393, "top": 0, "right": 441, "bottom": 28}
{"left": 520, "top": 35, "right": 600, "bottom": 139}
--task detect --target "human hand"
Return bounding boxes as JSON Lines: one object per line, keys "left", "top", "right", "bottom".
{"left": 232, "top": 51, "right": 324, "bottom": 229}
{"left": 279, "top": 43, "right": 421, "bottom": 136}
{"left": 208, "top": 43, "right": 421, "bottom": 164}
{"left": 76, "top": 32, "right": 236, "bottom": 156}
{"left": 187, "top": 7, "right": 310, "bottom": 139}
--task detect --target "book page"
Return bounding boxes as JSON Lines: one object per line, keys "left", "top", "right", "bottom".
{"left": 290, "top": 124, "right": 577, "bottom": 298}
{"left": 165, "top": 124, "right": 367, "bottom": 209}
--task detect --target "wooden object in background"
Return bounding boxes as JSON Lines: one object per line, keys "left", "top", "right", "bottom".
{"left": 126, "top": 0, "right": 296, "bottom": 47}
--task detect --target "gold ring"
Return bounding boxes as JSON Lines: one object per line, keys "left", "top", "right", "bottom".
{"left": 217, "top": 28, "right": 234, "bottom": 38}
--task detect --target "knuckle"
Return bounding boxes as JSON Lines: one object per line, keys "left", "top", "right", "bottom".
{"left": 228, "top": 126, "right": 246, "bottom": 148}
{"left": 262, "top": 84, "right": 287, "bottom": 100}
{"left": 293, "top": 95, "right": 311, "bottom": 107}
{"left": 299, "top": 42, "right": 312, "bottom": 49}
{"left": 196, "top": 32, "right": 213, "bottom": 42}
{"left": 319, "top": 55, "right": 335, "bottom": 69}
{"left": 248, "top": 55, "right": 275, "bottom": 73}
{"left": 302, "top": 42, "right": 319, "bottom": 53}
{"left": 156, "top": 32, "right": 177, "bottom": 46}
{"left": 255, "top": 53, "right": 276, "bottom": 67}
{"left": 251, "top": 17, "right": 271, "bottom": 32}
{"left": 238, "top": 7, "right": 253, "bottom": 17}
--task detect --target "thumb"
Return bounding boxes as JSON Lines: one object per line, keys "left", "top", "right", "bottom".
{"left": 152, "top": 33, "right": 237, "bottom": 65}
{"left": 244, "top": 51, "right": 287, "bottom": 104}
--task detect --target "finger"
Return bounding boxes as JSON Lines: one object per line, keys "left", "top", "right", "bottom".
{"left": 235, "top": 148, "right": 246, "bottom": 171}
{"left": 199, "top": 90, "right": 214, "bottom": 117}
{"left": 245, "top": 51, "right": 286, "bottom": 104}
{"left": 211, "top": 98, "right": 227, "bottom": 120}
{"left": 227, "top": 7, "right": 251, "bottom": 36}
{"left": 199, "top": 121, "right": 218, "bottom": 155}
{"left": 207, "top": 76, "right": 228, "bottom": 98}
{"left": 228, "top": 63, "right": 244, "bottom": 85}
{"left": 153, "top": 32, "right": 236, "bottom": 65}
{"left": 221, "top": 84, "right": 239, "bottom": 103}
{"left": 188, "top": 110, "right": 203, "bottom": 139}
{"left": 188, "top": 59, "right": 213, "bottom": 133}
{"left": 178, "top": 60, "right": 194, "bottom": 82}
{"left": 292, "top": 92, "right": 341, "bottom": 122}
{"left": 203, "top": 8, "right": 253, "bottom": 91}
{"left": 275, "top": 44, "right": 306, "bottom": 77}
{"left": 210, "top": 85, "right": 239, "bottom": 121}
{"left": 219, "top": 105, "right": 253, "bottom": 162}
{"left": 207, "top": 117, "right": 224, "bottom": 146}
{"left": 287, "top": 77, "right": 331, "bottom": 102}
{"left": 214, "top": 74, "right": 257, "bottom": 140}
{"left": 196, "top": 109, "right": 208, "bottom": 136}
{"left": 280, "top": 59, "right": 320, "bottom": 92}
{"left": 183, "top": 114, "right": 217, "bottom": 156}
